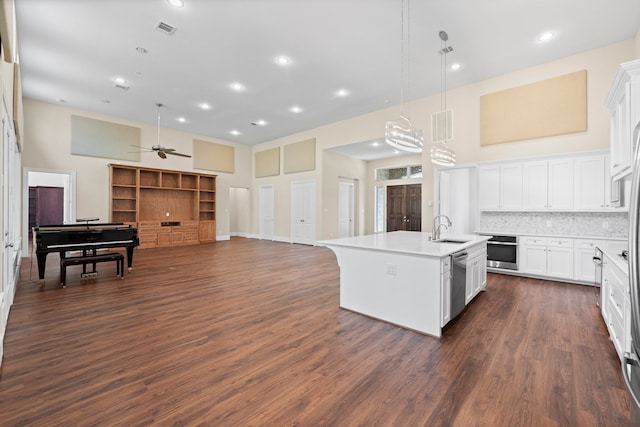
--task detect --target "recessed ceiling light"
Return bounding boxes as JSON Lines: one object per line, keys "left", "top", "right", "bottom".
{"left": 537, "top": 31, "right": 556, "bottom": 42}
{"left": 176, "top": 117, "right": 187, "bottom": 123}
{"left": 275, "top": 55, "right": 291, "bottom": 66}
{"left": 335, "top": 88, "right": 349, "bottom": 97}
{"left": 101, "top": 99, "right": 111, "bottom": 104}
{"left": 371, "top": 141, "right": 380, "bottom": 147}
{"left": 167, "top": 0, "right": 184, "bottom": 7}
{"left": 289, "top": 105, "right": 303, "bottom": 114}
{"left": 229, "top": 130, "right": 241, "bottom": 136}
{"left": 199, "top": 102, "right": 212, "bottom": 110}
{"left": 450, "top": 63, "right": 461, "bottom": 71}
{"left": 56, "top": 98, "right": 66, "bottom": 103}
{"left": 230, "top": 82, "right": 245, "bottom": 92}
{"left": 114, "top": 77, "right": 127, "bottom": 85}
{"left": 136, "top": 47, "right": 148, "bottom": 54}
{"left": 251, "top": 119, "right": 267, "bottom": 126}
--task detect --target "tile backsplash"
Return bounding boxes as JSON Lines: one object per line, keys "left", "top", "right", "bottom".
{"left": 479, "top": 211, "right": 628, "bottom": 238}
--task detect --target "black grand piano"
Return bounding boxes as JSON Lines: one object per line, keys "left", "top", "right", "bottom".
{"left": 33, "top": 222, "right": 139, "bottom": 284}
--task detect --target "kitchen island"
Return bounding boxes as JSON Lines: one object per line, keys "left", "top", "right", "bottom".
{"left": 320, "top": 231, "right": 491, "bottom": 337}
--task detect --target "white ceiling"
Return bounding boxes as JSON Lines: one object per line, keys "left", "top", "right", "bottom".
{"left": 15, "top": 0, "right": 640, "bottom": 159}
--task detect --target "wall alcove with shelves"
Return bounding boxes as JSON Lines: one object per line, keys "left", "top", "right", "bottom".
{"left": 109, "top": 164, "right": 216, "bottom": 248}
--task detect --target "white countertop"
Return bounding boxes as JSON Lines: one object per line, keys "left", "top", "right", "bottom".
{"left": 477, "top": 230, "right": 627, "bottom": 241}
{"left": 598, "top": 240, "right": 629, "bottom": 275}
{"left": 319, "top": 231, "right": 491, "bottom": 258}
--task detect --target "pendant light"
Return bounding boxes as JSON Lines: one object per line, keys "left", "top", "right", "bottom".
{"left": 385, "top": 0, "right": 423, "bottom": 153}
{"left": 430, "top": 31, "right": 456, "bottom": 166}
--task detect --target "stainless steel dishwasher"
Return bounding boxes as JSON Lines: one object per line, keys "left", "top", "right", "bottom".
{"left": 451, "top": 250, "right": 468, "bottom": 321}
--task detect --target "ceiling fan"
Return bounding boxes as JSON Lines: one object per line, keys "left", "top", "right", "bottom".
{"left": 131, "top": 103, "right": 192, "bottom": 159}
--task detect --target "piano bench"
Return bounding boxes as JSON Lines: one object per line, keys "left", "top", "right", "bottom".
{"left": 60, "top": 252, "right": 125, "bottom": 287}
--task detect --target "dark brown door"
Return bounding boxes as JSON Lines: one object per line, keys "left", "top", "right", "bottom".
{"left": 29, "top": 186, "right": 64, "bottom": 227}
{"left": 386, "top": 184, "right": 421, "bottom": 232}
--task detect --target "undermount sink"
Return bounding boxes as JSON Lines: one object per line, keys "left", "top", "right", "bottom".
{"left": 433, "top": 238, "right": 469, "bottom": 244}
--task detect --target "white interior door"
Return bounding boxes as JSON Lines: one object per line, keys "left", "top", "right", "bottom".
{"left": 338, "top": 181, "right": 354, "bottom": 238}
{"left": 291, "top": 181, "right": 316, "bottom": 245}
{"left": 259, "top": 184, "right": 274, "bottom": 240}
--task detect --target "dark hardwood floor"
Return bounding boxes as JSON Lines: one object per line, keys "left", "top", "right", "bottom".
{"left": 0, "top": 238, "right": 631, "bottom": 426}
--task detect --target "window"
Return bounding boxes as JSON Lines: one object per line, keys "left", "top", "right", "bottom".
{"left": 375, "top": 186, "right": 385, "bottom": 233}
{"left": 376, "top": 164, "right": 422, "bottom": 181}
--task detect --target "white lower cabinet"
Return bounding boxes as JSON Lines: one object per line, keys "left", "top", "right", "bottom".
{"left": 573, "top": 239, "right": 601, "bottom": 283}
{"left": 601, "top": 253, "right": 631, "bottom": 361}
{"left": 465, "top": 244, "right": 487, "bottom": 304}
{"left": 440, "top": 256, "right": 451, "bottom": 327}
{"left": 520, "top": 237, "right": 573, "bottom": 279}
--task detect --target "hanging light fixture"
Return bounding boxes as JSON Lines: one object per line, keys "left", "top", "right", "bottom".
{"left": 385, "top": 0, "right": 423, "bottom": 153}
{"left": 430, "top": 30, "right": 456, "bottom": 166}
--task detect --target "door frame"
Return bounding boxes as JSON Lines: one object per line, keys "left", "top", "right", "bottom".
{"left": 290, "top": 180, "right": 316, "bottom": 245}
{"left": 338, "top": 180, "right": 355, "bottom": 238}
{"left": 22, "top": 168, "right": 77, "bottom": 251}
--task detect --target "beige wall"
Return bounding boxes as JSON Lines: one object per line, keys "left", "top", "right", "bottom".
{"left": 635, "top": 28, "right": 640, "bottom": 59}
{"left": 321, "top": 150, "right": 367, "bottom": 239}
{"left": 253, "top": 39, "right": 637, "bottom": 239}
{"left": 19, "top": 39, "right": 639, "bottom": 242}
{"left": 21, "top": 99, "right": 252, "bottom": 238}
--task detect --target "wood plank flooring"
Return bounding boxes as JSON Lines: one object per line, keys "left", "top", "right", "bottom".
{"left": 0, "top": 238, "right": 631, "bottom": 426}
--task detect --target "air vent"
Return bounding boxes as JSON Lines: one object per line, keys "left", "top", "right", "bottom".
{"left": 114, "top": 84, "right": 130, "bottom": 91}
{"left": 431, "top": 109, "right": 453, "bottom": 142}
{"left": 155, "top": 21, "right": 177, "bottom": 35}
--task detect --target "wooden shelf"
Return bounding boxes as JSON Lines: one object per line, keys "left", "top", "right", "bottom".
{"left": 109, "top": 164, "right": 216, "bottom": 248}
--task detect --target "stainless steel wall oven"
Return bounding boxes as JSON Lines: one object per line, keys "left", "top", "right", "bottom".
{"left": 486, "top": 235, "right": 518, "bottom": 270}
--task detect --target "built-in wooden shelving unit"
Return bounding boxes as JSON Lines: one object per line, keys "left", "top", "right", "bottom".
{"left": 109, "top": 164, "right": 216, "bottom": 248}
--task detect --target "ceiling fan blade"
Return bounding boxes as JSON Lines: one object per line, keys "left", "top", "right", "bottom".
{"left": 164, "top": 151, "right": 192, "bottom": 158}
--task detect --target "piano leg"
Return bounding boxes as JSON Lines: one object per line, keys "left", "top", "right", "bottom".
{"left": 36, "top": 253, "right": 47, "bottom": 285}
{"left": 126, "top": 246, "right": 135, "bottom": 272}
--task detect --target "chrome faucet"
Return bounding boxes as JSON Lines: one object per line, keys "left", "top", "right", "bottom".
{"left": 432, "top": 215, "right": 452, "bottom": 241}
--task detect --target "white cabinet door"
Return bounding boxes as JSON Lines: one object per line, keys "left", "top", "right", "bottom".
{"left": 478, "top": 165, "right": 501, "bottom": 210}
{"left": 547, "top": 244, "right": 573, "bottom": 279}
{"left": 574, "top": 240, "right": 600, "bottom": 283}
{"left": 500, "top": 163, "right": 523, "bottom": 210}
{"left": 441, "top": 257, "right": 451, "bottom": 327}
{"left": 520, "top": 242, "right": 547, "bottom": 275}
{"left": 523, "top": 161, "right": 548, "bottom": 210}
{"left": 479, "top": 163, "right": 522, "bottom": 210}
{"left": 547, "top": 159, "right": 573, "bottom": 210}
{"left": 574, "top": 156, "right": 605, "bottom": 210}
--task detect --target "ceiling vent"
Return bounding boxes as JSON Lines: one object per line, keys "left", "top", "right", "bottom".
{"left": 431, "top": 109, "right": 453, "bottom": 142}
{"left": 114, "top": 84, "right": 130, "bottom": 91}
{"left": 155, "top": 21, "right": 177, "bottom": 35}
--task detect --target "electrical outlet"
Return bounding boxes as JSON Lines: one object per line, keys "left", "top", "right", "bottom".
{"left": 546, "top": 220, "right": 552, "bottom": 227}
{"left": 386, "top": 264, "right": 397, "bottom": 276}
{"left": 166, "top": 212, "right": 170, "bottom": 217}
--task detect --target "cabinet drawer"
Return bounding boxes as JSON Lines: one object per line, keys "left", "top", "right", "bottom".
{"left": 547, "top": 238, "right": 573, "bottom": 248}
{"left": 575, "top": 240, "right": 599, "bottom": 250}
{"left": 521, "top": 237, "right": 547, "bottom": 246}
{"left": 607, "top": 306, "right": 624, "bottom": 358}
{"left": 466, "top": 243, "right": 487, "bottom": 259}
{"left": 608, "top": 280, "right": 626, "bottom": 320}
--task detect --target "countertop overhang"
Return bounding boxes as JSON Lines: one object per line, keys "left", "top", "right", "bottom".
{"left": 319, "top": 231, "right": 491, "bottom": 258}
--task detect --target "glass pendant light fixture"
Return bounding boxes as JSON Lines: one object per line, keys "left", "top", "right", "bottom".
{"left": 430, "top": 30, "right": 456, "bottom": 166}
{"left": 385, "top": 0, "right": 423, "bottom": 153}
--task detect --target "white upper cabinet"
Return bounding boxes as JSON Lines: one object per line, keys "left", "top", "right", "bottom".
{"left": 522, "top": 159, "right": 573, "bottom": 210}
{"left": 574, "top": 156, "right": 606, "bottom": 210}
{"left": 606, "top": 59, "right": 640, "bottom": 180}
{"left": 478, "top": 163, "right": 522, "bottom": 210}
